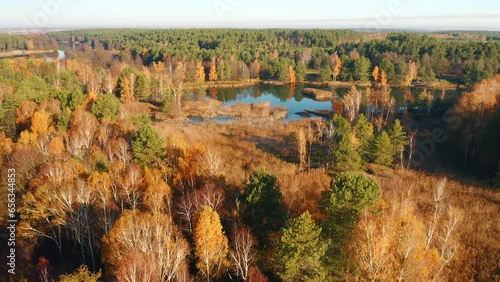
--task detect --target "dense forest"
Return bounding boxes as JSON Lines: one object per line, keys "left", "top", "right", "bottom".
{"left": 43, "top": 29, "right": 500, "bottom": 85}
{"left": 0, "top": 29, "right": 499, "bottom": 282}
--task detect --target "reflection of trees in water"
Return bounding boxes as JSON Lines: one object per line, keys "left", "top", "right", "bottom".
{"left": 204, "top": 83, "right": 460, "bottom": 110}
{"left": 251, "top": 84, "right": 262, "bottom": 98}
{"left": 288, "top": 84, "right": 296, "bottom": 100}
{"left": 401, "top": 87, "right": 461, "bottom": 109}
{"left": 208, "top": 88, "right": 219, "bottom": 100}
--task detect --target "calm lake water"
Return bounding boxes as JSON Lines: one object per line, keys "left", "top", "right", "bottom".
{"left": 189, "top": 83, "right": 462, "bottom": 121}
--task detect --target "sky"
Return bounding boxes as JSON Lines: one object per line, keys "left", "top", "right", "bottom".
{"left": 1, "top": 0, "right": 499, "bottom": 31}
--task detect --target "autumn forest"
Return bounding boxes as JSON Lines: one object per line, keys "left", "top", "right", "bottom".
{"left": 0, "top": 29, "right": 499, "bottom": 282}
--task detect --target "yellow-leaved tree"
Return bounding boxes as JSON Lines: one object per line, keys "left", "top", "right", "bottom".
{"left": 373, "top": 66, "right": 380, "bottom": 83}
{"left": 196, "top": 61, "right": 206, "bottom": 82}
{"left": 209, "top": 63, "right": 218, "bottom": 82}
{"left": 194, "top": 206, "right": 229, "bottom": 281}
{"left": 332, "top": 52, "right": 342, "bottom": 81}
{"left": 102, "top": 210, "right": 190, "bottom": 282}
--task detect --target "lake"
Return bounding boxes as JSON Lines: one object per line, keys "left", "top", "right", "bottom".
{"left": 189, "top": 83, "right": 462, "bottom": 121}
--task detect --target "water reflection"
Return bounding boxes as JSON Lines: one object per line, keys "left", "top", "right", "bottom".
{"left": 188, "top": 83, "right": 461, "bottom": 121}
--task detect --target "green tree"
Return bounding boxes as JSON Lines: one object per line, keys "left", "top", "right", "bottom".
{"left": 131, "top": 124, "right": 165, "bottom": 167}
{"left": 320, "top": 172, "right": 381, "bottom": 276}
{"left": 333, "top": 114, "right": 351, "bottom": 137}
{"left": 56, "top": 90, "right": 85, "bottom": 111}
{"left": 389, "top": 119, "right": 408, "bottom": 168}
{"left": 379, "top": 58, "right": 396, "bottom": 82}
{"left": 354, "top": 57, "right": 371, "bottom": 82}
{"left": 354, "top": 114, "right": 374, "bottom": 161}
{"left": 322, "top": 173, "right": 381, "bottom": 213}
{"left": 276, "top": 211, "right": 328, "bottom": 282}
{"left": 319, "top": 65, "right": 333, "bottom": 81}
{"left": 17, "top": 76, "right": 52, "bottom": 103}
{"left": 372, "top": 130, "right": 394, "bottom": 166}
{"left": 242, "top": 169, "right": 286, "bottom": 244}
{"left": 395, "top": 61, "right": 408, "bottom": 84}
{"left": 295, "top": 61, "right": 307, "bottom": 82}
{"left": 217, "top": 60, "right": 232, "bottom": 81}
{"left": 56, "top": 107, "right": 72, "bottom": 131}
{"left": 333, "top": 135, "right": 362, "bottom": 172}
{"left": 91, "top": 93, "right": 120, "bottom": 120}
{"left": 134, "top": 74, "right": 150, "bottom": 101}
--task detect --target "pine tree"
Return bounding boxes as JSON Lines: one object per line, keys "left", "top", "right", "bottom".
{"left": 194, "top": 206, "right": 229, "bottom": 281}
{"left": 333, "top": 134, "right": 362, "bottom": 172}
{"left": 131, "top": 124, "right": 165, "bottom": 167}
{"left": 134, "top": 74, "right": 150, "bottom": 101}
{"left": 323, "top": 172, "right": 381, "bottom": 213}
{"left": 320, "top": 172, "right": 381, "bottom": 277}
{"left": 320, "top": 65, "right": 333, "bottom": 81}
{"left": 91, "top": 93, "right": 120, "bottom": 120}
{"left": 354, "top": 114, "right": 374, "bottom": 162}
{"left": 242, "top": 169, "right": 286, "bottom": 244}
{"left": 354, "top": 57, "right": 371, "bottom": 82}
{"left": 389, "top": 119, "right": 409, "bottom": 169}
{"left": 295, "top": 61, "right": 307, "bottom": 82}
{"left": 276, "top": 212, "right": 328, "bottom": 282}
{"left": 333, "top": 114, "right": 351, "bottom": 137}
{"left": 372, "top": 130, "right": 394, "bottom": 167}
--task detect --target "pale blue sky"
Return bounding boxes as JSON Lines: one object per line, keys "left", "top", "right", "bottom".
{"left": 1, "top": 0, "right": 499, "bottom": 30}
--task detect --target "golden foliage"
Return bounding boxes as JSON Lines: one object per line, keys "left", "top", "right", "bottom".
{"left": 194, "top": 206, "right": 229, "bottom": 280}
{"left": 142, "top": 167, "right": 172, "bottom": 213}
{"left": 84, "top": 91, "right": 98, "bottom": 110}
{"left": 103, "top": 210, "right": 190, "bottom": 281}
{"left": 196, "top": 61, "right": 205, "bottom": 82}
{"left": 47, "top": 135, "right": 65, "bottom": 156}
{"left": 380, "top": 70, "right": 387, "bottom": 87}
{"left": 372, "top": 66, "right": 380, "bottom": 83}
{"left": 209, "top": 63, "right": 218, "bottom": 81}
{"left": 30, "top": 110, "right": 52, "bottom": 137}
{"left": 332, "top": 52, "right": 342, "bottom": 81}
{"left": 288, "top": 65, "right": 296, "bottom": 84}
{"left": 119, "top": 76, "right": 135, "bottom": 103}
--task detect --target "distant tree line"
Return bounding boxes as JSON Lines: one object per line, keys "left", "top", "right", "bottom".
{"left": 0, "top": 34, "right": 58, "bottom": 52}
{"left": 46, "top": 29, "right": 500, "bottom": 85}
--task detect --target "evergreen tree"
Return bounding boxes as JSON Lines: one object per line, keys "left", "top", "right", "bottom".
{"left": 276, "top": 212, "right": 328, "bottom": 282}
{"left": 242, "top": 169, "right": 286, "bottom": 244}
{"left": 379, "top": 58, "right": 396, "bottom": 82}
{"left": 389, "top": 119, "right": 408, "bottom": 168}
{"left": 134, "top": 74, "right": 150, "bottom": 101}
{"left": 91, "top": 93, "right": 120, "bottom": 120}
{"left": 320, "top": 172, "right": 381, "bottom": 277}
{"left": 333, "top": 114, "right": 351, "bottom": 137}
{"left": 295, "top": 61, "right": 307, "bottom": 82}
{"left": 372, "top": 130, "right": 394, "bottom": 167}
{"left": 131, "top": 124, "right": 165, "bottom": 167}
{"left": 319, "top": 65, "right": 333, "bottom": 81}
{"left": 333, "top": 135, "right": 362, "bottom": 172}
{"left": 323, "top": 172, "right": 381, "bottom": 213}
{"left": 354, "top": 114, "right": 374, "bottom": 162}
{"left": 217, "top": 60, "right": 231, "bottom": 81}
{"left": 354, "top": 56, "right": 371, "bottom": 82}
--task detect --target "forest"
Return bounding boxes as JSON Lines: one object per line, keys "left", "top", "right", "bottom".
{"left": 0, "top": 29, "right": 499, "bottom": 282}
